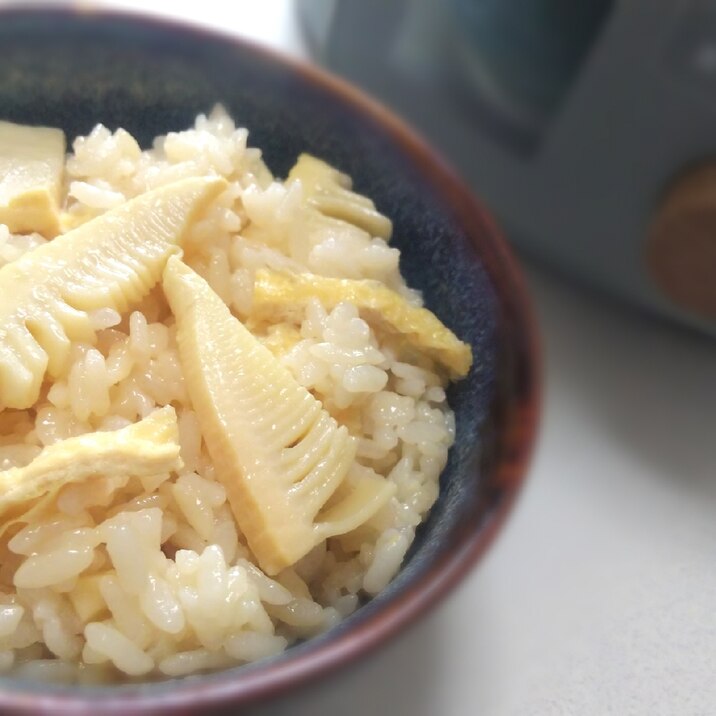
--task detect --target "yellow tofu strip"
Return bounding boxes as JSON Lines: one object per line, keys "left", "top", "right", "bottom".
{"left": 0, "top": 406, "right": 181, "bottom": 532}
{"left": 256, "top": 323, "right": 303, "bottom": 359}
{"left": 0, "top": 175, "right": 226, "bottom": 409}
{"left": 163, "top": 257, "right": 394, "bottom": 575}
{"left": 0, "top": 120, "right": 66, "bottom": 237}
{"left": 252, "top": 269, "right": 473, "bottom": 378}
{"left": 287, "top": 154, "right": 392, "bottom": 240}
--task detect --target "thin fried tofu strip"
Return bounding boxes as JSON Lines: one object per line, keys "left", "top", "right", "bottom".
{"left": 163, "top": 257, "right": 394, "bottom": 575}
{"left": 252, "top": 269, "right": 473, "bottom": 378}
{"left": 0, "top": 406, "right": 182, "bottom": 529}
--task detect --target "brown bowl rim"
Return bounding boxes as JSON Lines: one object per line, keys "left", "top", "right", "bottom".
{"left": 0, "top": 5, "right": 542, "bottom": 713}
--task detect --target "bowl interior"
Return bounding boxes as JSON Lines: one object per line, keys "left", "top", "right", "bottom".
{"left": 0, "top": 9, "right": 533, "bottom": 708}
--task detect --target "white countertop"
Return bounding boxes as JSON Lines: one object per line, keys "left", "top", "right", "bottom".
{"left": 11, "top": 2, "right": 716, "bottom": 713}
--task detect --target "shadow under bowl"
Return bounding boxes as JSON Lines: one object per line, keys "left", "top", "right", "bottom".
{"left": 0, "top": 7, "right": 540, "bottom": 714}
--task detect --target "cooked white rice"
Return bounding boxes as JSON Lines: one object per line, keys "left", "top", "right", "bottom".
{"left": 0, "top": 107, "right": 457, "bottom": 682}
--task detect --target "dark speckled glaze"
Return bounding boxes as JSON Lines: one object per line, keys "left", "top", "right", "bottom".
{"left": 0, "top": 7, "right": 540, "bottom": 714}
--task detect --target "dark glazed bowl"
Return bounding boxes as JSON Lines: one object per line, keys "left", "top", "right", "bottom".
{"left": 0, "top": 7, "right": 540, "bottom": 714}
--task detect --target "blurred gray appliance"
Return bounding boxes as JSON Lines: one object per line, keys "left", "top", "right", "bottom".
{"left": 300, "top": 0, "right": 716, "bottom": 336}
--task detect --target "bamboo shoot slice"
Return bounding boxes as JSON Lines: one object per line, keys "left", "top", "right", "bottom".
{"left": 287, "top": 154, "right": 392, "bottom": 240}
{"left": 0, "top": 176, "right": 226, "bottom": 409}
{"left": 0, "top": 120, "right": 65, "bottom": 237}
{"left": 163, "top": 257, "right": 394, "bottom": 575}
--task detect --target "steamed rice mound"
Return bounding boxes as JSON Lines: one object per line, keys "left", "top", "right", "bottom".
{"left": 0, "top": 107, "right": 465, "bottom": 682}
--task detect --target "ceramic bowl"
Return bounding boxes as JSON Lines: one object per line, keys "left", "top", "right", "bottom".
{"left": 0, "top": 7, "right": 539, "bottom": 713}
